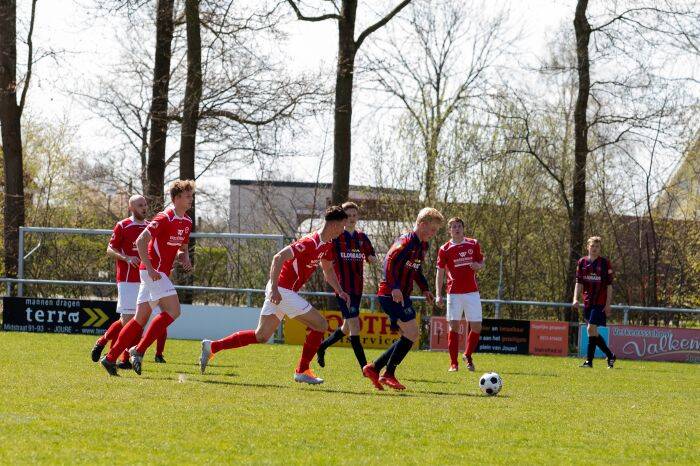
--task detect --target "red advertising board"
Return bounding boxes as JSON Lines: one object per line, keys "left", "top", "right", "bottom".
{"left": 429, "top": 317, "right": 468, "bottom": 351}
{"left": 608, "top": 325, "right": 700, "bottom": 363}
{"left": 528, "top": 321, "right": 569, "bottom": 356}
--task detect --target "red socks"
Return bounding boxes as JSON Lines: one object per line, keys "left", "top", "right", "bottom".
{"left": 106, "top": 319, "right": 143, "bottom": 362}
{"left": 465, "top": 331, "right": 480, "bottom": 358}
{"left": 120, "top": 328, "right": 143, "bottom": 362}
{"left": 211, "top": 330, "right": 258, "bottom": 354}
{"left": 97, "top": 320, "right": 123, "bottom": 346}
{"left": 296, "top": 329, "right": 324, "bottom": 373}
{"left": 136, "top": 312, "right": 174, "bottom": 355}
{"left": 448, "top": 330, "right": 459, "bottom": 366}
{"left": 156, "top": 328, "right": 167, "bottom": 357}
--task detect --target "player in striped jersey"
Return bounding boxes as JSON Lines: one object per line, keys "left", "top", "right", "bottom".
{"left": 362, "top": 207, "right": 443, "bottom": 390}
{"left": 316, "top": 202, "right": 377, "bottom": 372}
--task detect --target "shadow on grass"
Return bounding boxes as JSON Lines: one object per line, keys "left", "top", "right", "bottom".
{"left": 404, "top": 378, "right": 461, "bottom": 385}
{"left": 500, "top": 371, "right": 558, "bottom": 378}
{"left": 164, "top": 362, "right": 241, "bottom": 369}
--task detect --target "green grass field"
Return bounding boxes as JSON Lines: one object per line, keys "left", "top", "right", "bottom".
{"left": 0, "top": 333, "right": 698, "bottom": 465}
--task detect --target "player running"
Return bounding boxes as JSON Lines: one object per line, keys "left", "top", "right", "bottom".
{"left": 573, "top": 236, "right": 616, "bottom": 369}
{"left": 435, "top": 217, "right": 484, "bottom": 372}
{"left": 100, "top": 180, "right": 194, "bottom": 376}
{"left": 316, "top": 202, "right": 377, "bottom": 371}
{"left": 199, "top": 206, "right": 350, "bottom": 385}
{"left": 362, "top": 207, "right": 443, "bottom": 391}
{"left": 90, "top": 195, "right": 167, "bottom": 368}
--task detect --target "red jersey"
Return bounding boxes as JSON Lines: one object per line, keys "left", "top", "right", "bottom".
{"left": 377, "top": 232, "right": 430, "bottom": 297}
{"left": 278, "top": 232, "right": 333, "bottom": 291}
{"left": 576, "top": 256, "right": 614, "bottom": 306}
{"left": 109, "top": 217, "right": 147, "bottom": 283}
{"left": 332, "top": 230, "right": 375, "bottom": 295}
{"left": 437, "top": 238, "right": 483, "bottom": 294}
{"left": 139, "top": 208, "right": 192, "bottom": 276}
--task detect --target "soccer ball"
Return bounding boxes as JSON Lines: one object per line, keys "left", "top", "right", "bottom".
{"left": 479, "top": 372, "right": 503, "bottom": 396}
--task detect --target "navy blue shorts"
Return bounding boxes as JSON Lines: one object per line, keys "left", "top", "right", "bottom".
{"left": 378, "top": 295, "right": 416, "bottom": 323}
{"left": 337, "top": 293, "right": 362, "bottom": 319}
{"left": 584, "top": 305, "right": 607, "bottom": 327}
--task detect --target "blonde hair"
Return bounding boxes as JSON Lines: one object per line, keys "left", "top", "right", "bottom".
{"left": 342, "top": 201, "right": 359, "bottom": 212}
{"left": 170, "top": 179, "right": 195, "bottom": 200}
{"left": 416, "top": 207, "right": 444, "bottom": 226}
{"left": 587, "top": 236, "right": 602, "bottom": 246}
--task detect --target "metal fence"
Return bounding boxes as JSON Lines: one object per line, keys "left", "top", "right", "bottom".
{"left": 5, "top": 226, "right": 700, "bottom": 328}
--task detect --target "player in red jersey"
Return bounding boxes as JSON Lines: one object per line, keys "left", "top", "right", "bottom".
{"left": 316, "top": 201, "right": 377, "bottom": 371}
{"left": 435, "top": 217, "right": 484, "bottom": 372}
{"left": 573, "top": 236, "right": 616, "bottom": 368}
{"left": 362, "top": 207, "right": 443, "bottom": 391}
{"left": 199, "top": 206, "right": 350, "bottom": 385}
{"left": 100, "top": 180, "right": 194, "bottom": 376}
{"left": 90, "top": 195, "right": 167, "bottom": 368}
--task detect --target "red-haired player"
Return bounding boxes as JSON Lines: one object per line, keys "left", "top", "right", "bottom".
{"left": 100, "top": 180, "right": 194, "bottom": 376}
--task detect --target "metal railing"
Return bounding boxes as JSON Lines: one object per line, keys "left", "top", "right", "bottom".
{"left": 2, "top": 277, "right": 698, "bottom": 326}
{"left": 16, "top": 226, "right": 285, "bottom": 296}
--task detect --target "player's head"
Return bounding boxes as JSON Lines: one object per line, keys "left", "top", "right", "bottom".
{"left": 447, "top": 217, "right": 464, "bottom": 240}
{"left": 342, "top": 201, "right": 359, "bottom": 229}
{"left": 170, "top": 179, "right": 195, "bottom": 212}
{"left": 324, "top": 205, "right": 348, "bottom": 238}
{"left": 587, "top": 236, "right": 602, "bottom": 257}
{"left": 415, "top": 207, "right": 444, "bottom": 241}
{"left": 128, "top": 195, "right": 147, "bottom": 221}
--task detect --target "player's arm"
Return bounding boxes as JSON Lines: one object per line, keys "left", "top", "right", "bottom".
{"left": 435, "top": 267, "right": 445, "bottom": 308}
{"left": 268, "top": 246, "right": 294, "bottom": 304}
{"left": 136, "top": 229, "right": 160, "bottom": 281}
{"left": 177, "top": 243, "right": 192, "bottom": 272}
{"left": 106, "top": 245, "right": 135, "bottom": 264}
{"left": 469, "top": 243, "right": 485, "bottom": 271}
{"left": 364, "top": 236, "right": 378, "bottom": 264}
{"left": 604, "top": 284, "right": 613, "bottom": 315}
{"left": 572, "top": 259, "right": 582, "bottom": 310}
{"left": 321, "top": 258, "right": 349, "bottom": 303}
{"left": 415, "top": 266, "right": 433, "bottom": 304}
{"left": 386, "top": 243, "right": 408, "bottom": 304}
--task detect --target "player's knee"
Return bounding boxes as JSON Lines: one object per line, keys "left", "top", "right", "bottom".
{"left": 255, "top": 328, "right": 272, "bottom": 342}
{"left": 470, "top": 322, "right": 482, "bottom": 333}
{"left": 313, "top": 318, "right": 328, "bottom": 333}
{"left": 448, "top": 321, "right": 461, "bottom": 333}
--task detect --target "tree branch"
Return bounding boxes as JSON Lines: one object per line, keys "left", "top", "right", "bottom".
{"left": 285, "top": 0, "right": 340, "bottom": 22}
{"left": 355, "top": 0, "right": 411, "bottom": 49}
{"left": 19, "top": 0, "right": 38, "bottom": 115}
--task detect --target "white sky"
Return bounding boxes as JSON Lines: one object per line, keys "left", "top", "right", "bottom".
{"left": 16, "top": 0, "right": 604, "bottom": 216}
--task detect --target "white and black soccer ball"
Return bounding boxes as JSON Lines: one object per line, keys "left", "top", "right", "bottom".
{"left": 479, "top": 372, "right": 503, "bottom": 396}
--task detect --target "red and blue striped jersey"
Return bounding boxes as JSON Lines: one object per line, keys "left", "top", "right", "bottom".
{"left": 332, "top": 230, "right": 375, "bottom": 295}
{"left": 377, "top": 231, "right": 430, "bottom": 297}
{"left": 576, "top": 256, "right": 614, "bottom": 306}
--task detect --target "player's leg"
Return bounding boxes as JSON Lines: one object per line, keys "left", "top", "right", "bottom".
{"left": 316, "top": 295, "right": 349, "bottom": 367}
{"left": 292, "top": 308, "right": 328, "bottom": 384}
{"left": 100, "top": 301, "right": 153, "bottom": 375}
{"left": 344, "top": 316, "right": 366, "bottom": 369}
{"left": 378, "top": 318, "right": 418, "bottom": 390}
{"left": 200, "top": 287, "right": 283, "bottom": 374}
{"left": 363, "top": 295, "right": 405, "bottom": 390}
{"left": 154, "top": 309, "right": 167, "bottom": 363}
{"left": 463, "top": 292, "right": 483, "bottom": 371}
{"left": 446, "top": 294, "right": 463, "bottom": 371}
{"left": 92, "top": 283, "right": 137, "bottom": 361}
{"left": 129, "top": 294, "right": 179, "bottom": 374}
{"left": 588, "top": 305, "right": 615, "bottom": 367}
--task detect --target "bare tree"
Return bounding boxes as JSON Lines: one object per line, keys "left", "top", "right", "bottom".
{"left": 0, "top": 0, "right": 36, "bottom": 279}
{"left": 368, "top": 0, "right": 510, "bottom": 203}
{"left": 285, "top": 0, "right": 411, "bottom": 205}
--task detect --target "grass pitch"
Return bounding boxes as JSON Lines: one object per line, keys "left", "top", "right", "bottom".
{"left": 0, "top": 333, "right": 698, "bottom": 465}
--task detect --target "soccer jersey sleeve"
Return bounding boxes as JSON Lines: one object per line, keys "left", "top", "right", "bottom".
{"left": 575, "top": 258, "right": 584, "bottom": 284}
{"left": 109, "top": 223, "right": 123, "bottom": 250}
{"left": 604, "top": 259, "right": 614, "bottom": 286}
{"left": 362, "top": 234, "right": 376, "bottom": 260}
{"left": 146, "top": 213, "right": 167, "bottom": 238}
{"left": 473, "top": 242, "right": 484, "bottom": 263}
{"left": 436, "top": 246, "right": 447, "bottom": 269}
{"left": 291, "top": 236, "right": 313, "bottom": 260}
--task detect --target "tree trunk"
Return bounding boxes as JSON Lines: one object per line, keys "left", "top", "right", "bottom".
{"left": 179, "top": 0, "right": 202, "bottom": 304}
{"left": 331, "top": 0, "right": 358, "bottom": 206}
{"left": 567, "top": 0, "right": 591, "bottom": 320}
{"left": 0, "top": 0, "right": 25, "bottom": 281}
{"left": 146, "top": 0, "right": 175, "bottom": 215}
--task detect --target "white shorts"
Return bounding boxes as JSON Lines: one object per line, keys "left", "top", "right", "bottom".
{"left": 136, "top": 269, "right": 177, "bottom": 305}
{"left": 117, "top": 282, "right": 140, "bottom": 314}
{"left": 446, "top": 292, "right": 482, "bottom": 322}
{"left": 260, "top": 281, "right": 313, "bottom": 320}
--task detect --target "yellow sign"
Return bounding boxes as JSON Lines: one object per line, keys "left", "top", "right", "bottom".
{"left": 284, "top": 310, "right": 418, "bottom": 349}
{"left": 83, "top": 308, "right": 109, "bottom": 327}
